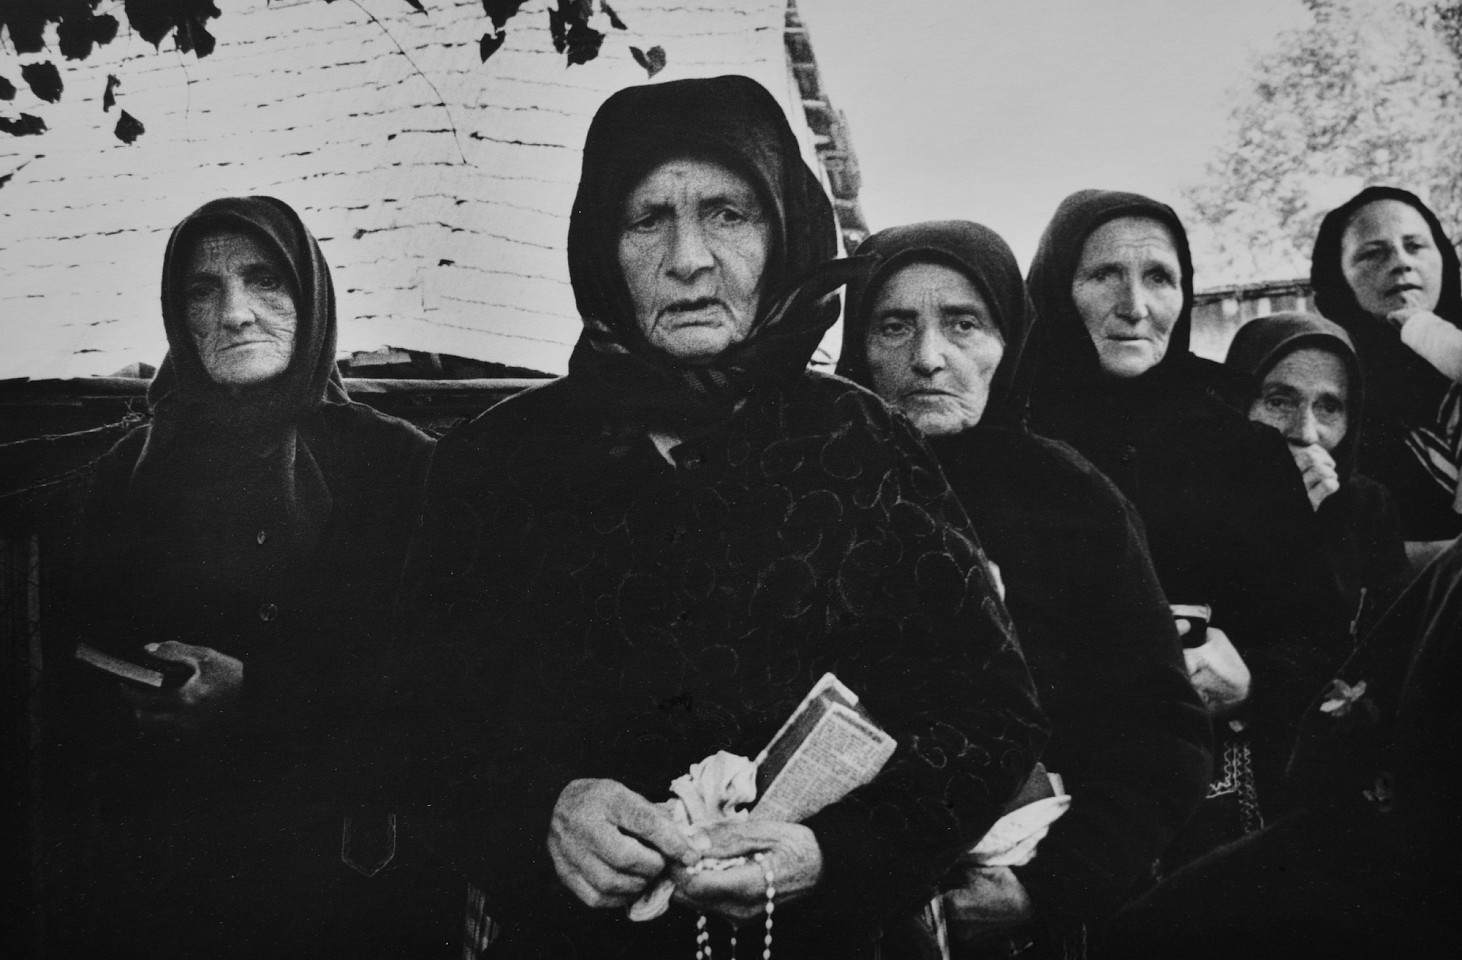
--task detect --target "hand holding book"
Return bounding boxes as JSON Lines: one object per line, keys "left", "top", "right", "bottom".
{"left": 627, "top": 674, "right": 896, "bottom": 926}
{"left": 102, "top": 641, "right": 243, "bottom": 735}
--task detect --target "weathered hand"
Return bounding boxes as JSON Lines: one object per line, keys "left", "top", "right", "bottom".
{"left": 1183, "top": 627, "right": 1251, "bottom": 715}
{"left": 671, "top": 819, "right": 822, "bottom": 925}
{"left": 944, "top": 865, "right": 1034, "bottom": 942}
{"left": 122, "top": 641, "right": 242, "bottom": 734}
{"left": 1292, "top": 443, "right": 1340, "bottom": 511}
{"left": 1384, "top": 303, "right": 1440, "bottom": 332}
{"left": 549, "top": 779, "right": 702, "bottom": 910}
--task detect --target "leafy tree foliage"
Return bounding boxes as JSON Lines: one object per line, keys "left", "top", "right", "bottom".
{"left": 2, "top": 1, "right": 664, "bottom": 142}
{"left": 1185, "top": 0, "right": 1462, "bottom": 285}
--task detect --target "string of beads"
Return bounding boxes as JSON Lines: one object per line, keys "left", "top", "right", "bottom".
{"left": 693, "top": 851, "right": 775, "bottom": 960}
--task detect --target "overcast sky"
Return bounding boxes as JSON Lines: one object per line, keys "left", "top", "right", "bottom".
{"left": 795, "top": 0, "right": 1314, "bottom": 268}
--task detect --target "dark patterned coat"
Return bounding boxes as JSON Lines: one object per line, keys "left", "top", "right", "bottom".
{"left": 400, "top": 370, "right": 1047, "bottom": 959}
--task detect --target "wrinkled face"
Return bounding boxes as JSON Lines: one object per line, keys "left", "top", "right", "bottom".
{"left": 1340, "top": 200, "right": 1445, "bottom": 320}
{"left": 184, "top": 231, "right": 298, "bottom": 390}
{"left": 1248, "top": 346, "right": 1350, "bottom": 454}
{"left": 1071, "top": 216, "right": 1185, "bottom": 378}
{"left": 617, "top": 157, "right": 771, "bottom": 364}
{"left": 863, "top": 261, "right": 1006, "bottom": 437}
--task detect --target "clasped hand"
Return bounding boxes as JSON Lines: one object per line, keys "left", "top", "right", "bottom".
{"left": 944, "top": 865, "right": 1034, "bottom": 942}
{"left": 549, "top": 778, "right": 822, "bottom": 924}
{"left": 121, "top": 640, "right": 243, "bottom": 735}
{"left": 1291, "top": 443, "right": 1340, "bottom": 511}
{"left": 1385, "top": 304, "right": 1441, "bottom": 333}
{"left": 1180, "top": 625, "right": 1251, "bottom": 715}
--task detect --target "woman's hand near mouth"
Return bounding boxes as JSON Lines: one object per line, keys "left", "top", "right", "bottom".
{"left": 1383, "top": 286, "right": 1434, "bottom": 330}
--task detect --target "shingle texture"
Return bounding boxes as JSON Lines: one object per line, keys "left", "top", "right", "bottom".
{"left": 0, "top": 0, "right": 822, "bottom": 378}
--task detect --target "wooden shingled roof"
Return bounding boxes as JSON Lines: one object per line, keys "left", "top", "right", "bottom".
{"left": 0, "top": 0, "right": 867, "bottom": 381}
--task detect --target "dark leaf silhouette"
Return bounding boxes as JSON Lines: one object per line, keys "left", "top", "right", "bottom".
{"left": 564, "top": 22, "right": 604, "bottom": 65}
{"left": 103, "top": 75, "right": 120, "bottom": 112}
{"left": 21, "top": 62, "right": 63, "bottom": 104}
{"left": 630, "top": 45, "right": 666, "bottom": 78}
{"left": 0, "top": 8, "right": 48, "bottom": 54}
{"left": 480, "top": 31, "right": 506, "bottom": 62}
{"left": 125, "top": 0, "right": 221, "bottom": 52}
{"left": 0, "top": 77, "right": 15, "bottom": 101}
{"left": 556, "top": 0, "right": 603, "bottom": 68}
{"left": 126, "top": 0, "right": 181, "bottom": 47}
{"left": 482, "top": 0, "right": 528, "bottom": 30}
{"left": 58, "top": 12, "right": 120, "bottom": 61}
{"left": 549, "top": 1, "right": 599, "bottom": 61}
{"left": 174, "top": 18, "right": 217, "bottom": 58}
{"left": 601, "top": 1, "right": 627, "bottom": 30}
{"left": 402, "top": 0, "right": 427, "bottom": 13}
{"left": 114, "top": 110, "right": 145, "bottom": 144}
{"left": 0, "top": 114, "right": 48, "bottom": 137}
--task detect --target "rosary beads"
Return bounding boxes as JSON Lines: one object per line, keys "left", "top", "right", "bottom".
{"left": 692, "top": 851, "right": 775, "bottom": 960}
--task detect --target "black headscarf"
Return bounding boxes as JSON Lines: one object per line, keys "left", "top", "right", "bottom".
{"left": 1310, "top": 186, "right": 1462, "bottom": 435}
{"left": 1025, "top": 188, "right": 1209, "bottom": 400}
{"left": 1225, "top": 312, "right": 1365, "bottom": 481}
{"left": 564, "top": 75, "right": 850, "bottom": 433}
{"left": 835, "top": 220, "right": 1036, "bottom": 429}
{"left": 133, "top": 196, "right": 346, "bottom": 533}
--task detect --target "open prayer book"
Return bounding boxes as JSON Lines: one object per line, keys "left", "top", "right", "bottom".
{"left": 750, "top": 672, "right": 898, "bottom": 823}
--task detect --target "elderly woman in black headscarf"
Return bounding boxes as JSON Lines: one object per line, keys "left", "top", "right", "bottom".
{"left": 1310, "top": 186, "right": 1462, "bottom": 555}
{"left": 1025, "top": 190, "right": 1350, "bottom": 866}
{"left": 1225, "top": 313, "right": 1411, "bottom": 641}
{"left": 51, "top": 196, "right": 436, "bottom": 958}
{"left": 836, "top": 221, "right": 1210, "bottom": 955}
{"left": 399, "top": 77, "right": 1046, "bottom": 959}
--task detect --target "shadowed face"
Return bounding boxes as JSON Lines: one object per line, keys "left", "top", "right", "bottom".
{"left": 863, "top": 261, "right": 1006, "bottom": 437}
{"left": 1340, "top": 200, "right": 1444, "bottom": 321}
{"left": 184, "top": 231, "right": 298, "bottom": 390}
{"left": 617, "top": 157, "right": 771, "bottom": 364}
{"left": 1248, "top": 346, "right": 1350, "bottom": 454}
{"left": 1071, "top": 216, "right": 1184, "bottom": 378}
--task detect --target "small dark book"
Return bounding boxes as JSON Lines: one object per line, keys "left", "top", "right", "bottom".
{"left": 74, "top": 642, "right": 194, "bottom": 690}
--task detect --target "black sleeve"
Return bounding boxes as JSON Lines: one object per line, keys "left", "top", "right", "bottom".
{"left": 797, "top": 408, "right": 1049, "bottom": 932}
{"left": 1012, "top": 484, "right": 1212, "bottom": 931}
